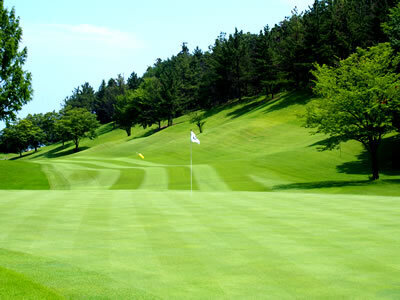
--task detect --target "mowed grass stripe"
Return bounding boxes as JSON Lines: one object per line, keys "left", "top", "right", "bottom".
{"left": 167, "top": 166, "right": 198, "bottom": 190}
{"left": 1, "top": 191, "right": 400, "bottom": 298}
{"left": 133, "top": 194, "right": 227, "bottom": 298}
{"left": 0, "top": 193, "right": 57, "bottom": 250}
{"left": 72, "top": 192, "right": 112, "bottom": 272}
{"left": 192, "top": 164, "right": 230, "bottom": 191}
{"left": 106, "top": 192, "right": 166, "bottom": 297}
{"left": 215, "top": 192, "right": 400, "bottom": 297}
{"left": 169, "top": 192, "right": 340, "bottom": 298}
{"left": 159, "top": 193, "right": 296, "bottom": 299}
{"left": 139, "top": 167, "right": 168, "bottom": 190}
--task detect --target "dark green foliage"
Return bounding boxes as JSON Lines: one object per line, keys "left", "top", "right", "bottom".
{"left": 114, "top": 90, "right": 138, "bottom": 136}
{"left": 0, "top": 1, "right": 32, "bottom": 122}
{"left": 127, "top": 71, "right": 142, "bottom": 90}
{"left": 0, "top": 119, "right": 44, "bottom": 156}
{"left": 63, "top": 82, "right": 96, "bottom": 112}
{"left": 382, "top": 1, "right": 400, "bottom": 52}
{"left": 94, "top": 75, "right": 126, "bottom": 124}
{"left": 25, "top": 111, "right": 59, "bottom": 145}
{"left": 55, "top": 108, "right": 99, "bottom": 152}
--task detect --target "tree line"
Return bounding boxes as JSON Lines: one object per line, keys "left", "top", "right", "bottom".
{"left": 1, "top": 0, "right": 399, "bottom": 168}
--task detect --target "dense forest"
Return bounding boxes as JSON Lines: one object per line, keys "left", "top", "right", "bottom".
{"left": 1, "top": 0, "right": 400, "bottom": 155}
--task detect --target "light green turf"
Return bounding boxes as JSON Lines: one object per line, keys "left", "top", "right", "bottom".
{"left": 1, "top": 92, "right": 400, "bottom": 298}
{"left": 0, "top": 190, "right": 400, "bottom": 299}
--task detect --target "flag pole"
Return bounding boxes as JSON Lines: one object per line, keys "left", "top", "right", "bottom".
{"left": 190, "top": 130, "right": 193, "bottom": 196}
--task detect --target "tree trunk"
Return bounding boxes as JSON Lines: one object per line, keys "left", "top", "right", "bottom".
{"left": 34, "top": 146, "right": 38, "bottom": 152}
{"left": 19, "top": 151, "right": 22, "bottom": 157}
{"left": 158, "top": 121, "right": 161, "bottom": 129}
{"left": 125, "top": 127, "right": 131, "bottom": 137}
{"left": 369, "top": 141, "right": 380, "bottom": 180}
{"left": 74, "top": 139, "right": 79, "bottom": 152}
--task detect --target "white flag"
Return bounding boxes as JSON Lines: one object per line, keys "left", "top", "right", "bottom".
{"left": 191, "top": 131, "right": 200, "bottom": 144}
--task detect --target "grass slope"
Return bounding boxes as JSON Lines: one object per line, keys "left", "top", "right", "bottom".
{"left": 6, "top": 91, "right": 400, "bottom": 195}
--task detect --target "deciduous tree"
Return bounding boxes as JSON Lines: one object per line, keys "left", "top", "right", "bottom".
{"left": 305, "top": 43, "right": 400, "bottom": 180}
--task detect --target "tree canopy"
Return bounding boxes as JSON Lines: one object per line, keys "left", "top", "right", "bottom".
{"left": 0, "top": 1, "right": 32, "bottom": 122}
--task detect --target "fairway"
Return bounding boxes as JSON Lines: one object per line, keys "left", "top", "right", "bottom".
{"left": 1, "top": 190, "right": 400, "bottom": 299}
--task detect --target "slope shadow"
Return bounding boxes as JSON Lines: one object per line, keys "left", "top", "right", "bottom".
{"left": 33, "top": 144, "right": 90, "bottom": 159}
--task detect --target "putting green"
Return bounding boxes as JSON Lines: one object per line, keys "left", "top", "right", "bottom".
{"left": 0, "top": 190, "right": 400, "bottom": 298}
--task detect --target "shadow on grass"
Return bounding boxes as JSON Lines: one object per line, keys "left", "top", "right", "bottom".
{"left": 33, "top": 144, "right": 90, "bottom": 159}
{"left": 226, "top": 97, "right": 270, "bottom": 119}
{"left": 10, "top": 151, "right": 36, "bottom": 160}
{"left": 226, "top": 90, "right": 313, "bottom": 119}
{"left": 272, "top": 178, "right": 400, "bottom": 191}
{"left": 336, "top": 136, "right": 400, "bottom": 177}
{"left": 130, "top": 126, "right": 166, "bottom": 140}
{"left": 96, "top": 123, "right": 115, "bottom": 136}
{"left": 263, "top": 90, "right": 312, "bottom": 114}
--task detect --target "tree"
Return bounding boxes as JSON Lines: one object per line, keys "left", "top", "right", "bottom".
{"left": 190, "top": 111, "right": 206, "bottom": 133}
{"left": 55, "top": 108, "right": 99, "bottom": 152}
{"left": 0, "top": 1, "right": 32, "bottom": 122}
{"left": 114, "top": 90, "right": 138, "bottom": 136}
{"left": 305, "top": 43, "right": 400, "bottom": 180}
{"left": 382, "top": 1, "right": 400, "bottom": 52}
{"left": 0, "top": 118, "right": 43, "bottom": 156}
{"left": 127, "top": 71, "right": 142, "bottom": 90}
{"left": 63, "top": 82, "right": 96, "bottom": 113}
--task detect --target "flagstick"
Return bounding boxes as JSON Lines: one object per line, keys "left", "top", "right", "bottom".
{"left": 190, "top": 133, "right": 193, "bottom": 196}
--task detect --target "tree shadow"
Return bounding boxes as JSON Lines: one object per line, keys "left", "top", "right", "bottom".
{"left": 130, "top": 126, "right": 166, "bottom": 140}
{"left": 33, "top": 144, "right": 90, "bottom": 159}
{"left": 272, "top": 178, "right": 400, "bottom": 191}
{"left": 226, "top": 97, "right": 271, "bottom": 119}
{"left": 263, "top": 90, "right": 312, "bottom": 114}
{"left": 202, "top": 95, "right": 260, "bottom": 119}
{"left": 10, "top": 151, "right": 36, "bottom": 160}
{"left": 96, "top": 123, "right": 115, "bottom": 136}
{"left": 336, "top": 136, "right": 400, "bottom": 177}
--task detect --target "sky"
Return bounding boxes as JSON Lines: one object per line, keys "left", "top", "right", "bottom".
{"left": 3, "top": 0, "right": 314, "bottom": 125}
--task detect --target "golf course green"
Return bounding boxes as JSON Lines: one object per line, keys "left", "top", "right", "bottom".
{"left": 1, "top": 92, "right": 400, "bottom": 298}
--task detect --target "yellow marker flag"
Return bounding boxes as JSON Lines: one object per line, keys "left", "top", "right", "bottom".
{"left": 138, "top": 153, "right": 144, "bottom": 159}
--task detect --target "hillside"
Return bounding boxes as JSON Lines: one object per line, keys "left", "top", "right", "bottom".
{"left": 2, "top": 91, "right": 400, "bottom": 196}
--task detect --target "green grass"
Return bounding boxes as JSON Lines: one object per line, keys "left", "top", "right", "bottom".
{"left": 0, "top": 160, "right": 49, "bottom": 190}
{"left": 1, "top": 91, "right": 400, "bottom": 298}
{"left": 0, "top": 190, "right": 400, "bottom": 298}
